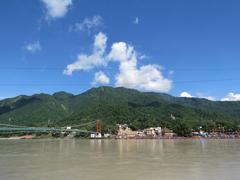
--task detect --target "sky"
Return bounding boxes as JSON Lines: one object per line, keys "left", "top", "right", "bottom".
{"left": 1, "top": 0, "right": 240, "bottom": 101}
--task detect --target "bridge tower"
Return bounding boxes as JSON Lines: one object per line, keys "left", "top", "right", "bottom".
{"left": 96, "top": 120, "right": 102, "bottom": 133}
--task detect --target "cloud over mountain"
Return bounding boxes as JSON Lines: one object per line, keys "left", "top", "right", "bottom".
{"left": 64, "top": 32, "right": 172, "bottom": 93}
{"left": 92, "top": 71, "right": 110, "bottom": 85}
{"left": 108, "top": 42, "right": 172, "bottom": 92}
{"left": 180, "top": 92, "right": 215, "bottom": 101}
{"left": 180, "top": 92, "right": 194, "bottom": 98}
{"left": 221, "top": 93, "right": 240, "bottom": 101}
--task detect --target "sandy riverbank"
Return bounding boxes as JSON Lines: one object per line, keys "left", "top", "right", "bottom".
{"left": 0, "top": 135, "right": 35, "bottom": 140}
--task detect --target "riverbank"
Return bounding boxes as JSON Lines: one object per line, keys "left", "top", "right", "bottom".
{"left": 1, "top": 135, "right": 240, "bottom": 140}
{"left": 0, "top": 135, "right": 35, "bottom": 140}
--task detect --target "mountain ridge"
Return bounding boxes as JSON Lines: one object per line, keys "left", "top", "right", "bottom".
{"left": 0, "top": 86, "right": 239, "bottom": 132}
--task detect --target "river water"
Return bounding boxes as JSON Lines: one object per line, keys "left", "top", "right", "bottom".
{"left": 0, "top": 139, "right": 239, "bottom": 180}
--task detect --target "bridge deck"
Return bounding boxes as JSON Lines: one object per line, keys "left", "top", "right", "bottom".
{"left": 0, "top": 127, "right": 95, "bottom": 134}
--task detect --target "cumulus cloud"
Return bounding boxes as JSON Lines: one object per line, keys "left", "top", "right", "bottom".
{"left": 64, "top": 32, "right": 172, "bottom": 92}
{"left": 41, "top": 0, "right": 72, "bottom": 19}
{"left": 180, "top": 92, "right": 194, "bottom": 98}
{"left": 25, "top": 41, "right": 42, "bottom": 53}
{"left": 180, "top": 92, "right": 215, "bottom": 101}
{"left": 108, "top": 42, "right": 172, "bottom": 92}
{"left": 71, "top": 15, "right": 103, "bottom": 33}
{"left": 181, "top": 92, "right": 240, "bottom": 101}
{"left": 92, "top": 71, "right": 110, "bottom": 85}
{"left": 63, "top": 32, "right": 107, "bottom": 75}
{"left": 133, "top": 17, "right": 139, "bottom": 24}
{"left": 221, "top": 93, "right": 240, "bottom": 101}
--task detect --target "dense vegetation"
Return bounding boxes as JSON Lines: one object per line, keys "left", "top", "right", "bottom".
{"left": 0, "top": 86, "right": 240, "bottom": 135}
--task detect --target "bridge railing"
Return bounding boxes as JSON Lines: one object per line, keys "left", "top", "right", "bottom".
{"left": 0, "top": 127, "right": 95, "bottom": 134}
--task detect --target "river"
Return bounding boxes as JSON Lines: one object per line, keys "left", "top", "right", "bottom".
{"left": 0, "top": 139, "right": 239, "bottom": 180}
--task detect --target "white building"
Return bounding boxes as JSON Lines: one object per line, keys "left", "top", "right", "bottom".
{"left": 104, "top": 133, "right": 111, "bottom": 138}
{"left": 90, "top": 133, "right": 102, "bottom": 138}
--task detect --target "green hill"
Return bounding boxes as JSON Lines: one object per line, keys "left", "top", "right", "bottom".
{"left": 0, "top": 86, "right": 240, "bottom": 133}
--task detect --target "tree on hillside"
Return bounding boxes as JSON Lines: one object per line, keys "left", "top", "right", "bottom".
{"left": 173, "top": 119, "right": 192, "bottom": 137}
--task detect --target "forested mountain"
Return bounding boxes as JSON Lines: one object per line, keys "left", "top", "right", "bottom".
{"left": 0, "top": 86, "right": 240, "bottom": 132}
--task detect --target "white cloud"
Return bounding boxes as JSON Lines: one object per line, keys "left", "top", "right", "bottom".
{"left": 108, "top": 42, "right": 172, "bottom": 92}
{"left": 63, "top": 32, "right": 107, "bottom": 75}
{"left": 92, "top": 71, "right": 110, "bottom": 85}
{"left": 202, "top": 96, "right": 215, "bottom": 101}
{"left": 25, "top": 41, "right": 42, "bottom": 53}
{"left": 196, "top": 93, "right": 216, "bottom": 101}
{"left": 71, "top": 15, "right": 103, "bottom": 32}
{"left": 133, "top": 17, "right": 139, "bottom": 24}
{"left": 180, "top": 92, "right": 215, "bottom": 101}
{"left": 196, "top": 93, "right": 215, "bottom": 101}
{"left": 221, "top": 93, "right": 240, "bottom": 101}
{"left": 64, "top": 32, "right": 172, "bottom": 93}
{"left": 41, "top": 0, "right": 72, "bottom": 19}
{"left": 180, "top": 92, "right": 194, "bottom": 98}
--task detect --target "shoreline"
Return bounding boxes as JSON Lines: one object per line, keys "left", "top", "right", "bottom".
{"left": 1, "top": 135, "right": 240, "bottom": 140}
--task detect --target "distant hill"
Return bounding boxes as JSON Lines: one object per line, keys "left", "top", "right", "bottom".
{"left": 0, "top": 86, "right": 239, "bottom": 132}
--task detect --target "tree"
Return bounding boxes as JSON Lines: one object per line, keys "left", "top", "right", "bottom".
{"left": 173, "top": 120, "right": 192, "bottom": 137}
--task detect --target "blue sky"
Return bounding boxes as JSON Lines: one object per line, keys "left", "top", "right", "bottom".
{"left": 1, "top": 0, "right": 240, "bottom": 101}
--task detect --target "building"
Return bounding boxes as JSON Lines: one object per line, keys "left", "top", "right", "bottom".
{"left": 144, "top": 128, "right": 156, "bottom": 136}
{"left": 154, "top": 127, "right": 162, "bottom": 135}
{"left": 104, "top": 133, "right": 111, "bottom": 138}
{"left": 116, "top": 124, "right": 162, "bottom": 139}
{"left": 144, "top": 127, "right": 162, "bottom": 137}
{"left": 162, "top": 128, "right": 176, "bottom": 138}
{"left": 90, "top": 132, "right": 102, "bottom": 138}
{"left": 136, "top": 131, "right": 145, "bottom": 137}
{"left": 116, "top": 124, "right": 138, "bottom": 139}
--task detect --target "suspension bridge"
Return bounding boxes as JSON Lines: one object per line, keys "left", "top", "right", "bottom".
{"left": 0, "top": 121, "right": 101, "bottom": 136}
